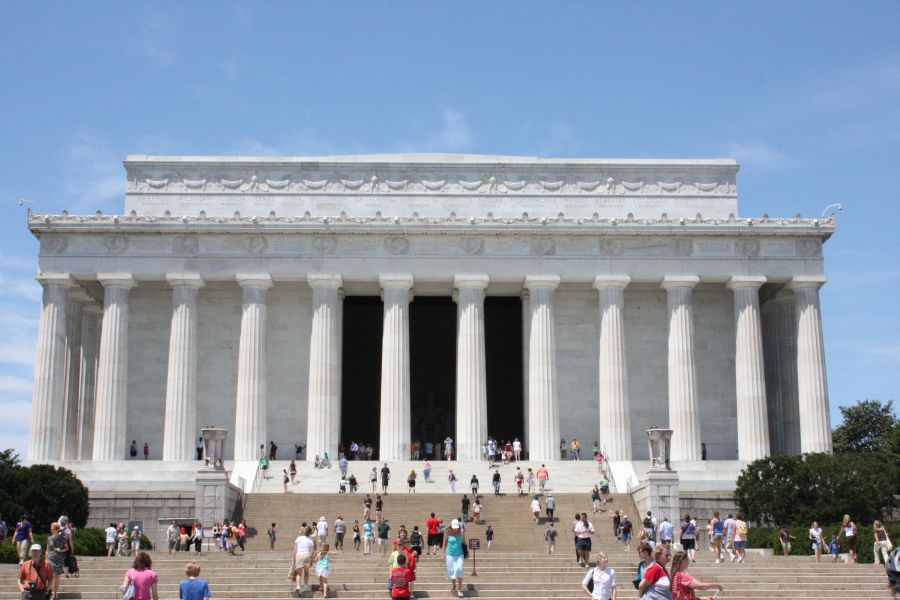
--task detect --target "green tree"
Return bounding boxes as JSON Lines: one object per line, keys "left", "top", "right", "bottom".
{"left": 832, "top": 399, "right": 897, "bottom": 454}
{"left": 0, "top": 454, "right": 89, "bottom": 533}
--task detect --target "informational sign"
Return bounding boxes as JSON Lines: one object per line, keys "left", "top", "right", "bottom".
{"left": 468, "top": 538, "right": 480, "bottom": 550}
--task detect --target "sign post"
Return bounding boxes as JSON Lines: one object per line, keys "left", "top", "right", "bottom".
{"left": 468, "top": 538, "right": 480, "bottom": 576}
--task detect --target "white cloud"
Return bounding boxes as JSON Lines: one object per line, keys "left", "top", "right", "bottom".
{"left": 0, "top": 309, "right": 38, "bottom": 368}
{"left": 723, "top": 140, "right": 792, "bottom": 170}
{"left": 0, "top": 274, "right": 41, "bottom": 302}
{"left": 398, "top": 108, "right": 474, "bottom": 153}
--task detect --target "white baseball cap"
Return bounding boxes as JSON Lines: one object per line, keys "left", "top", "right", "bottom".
{"left": 30, "top": 544, "right": 42, "bottom": 552}
{"left": 451, "top": 519, "right": 461, "bottom": 529}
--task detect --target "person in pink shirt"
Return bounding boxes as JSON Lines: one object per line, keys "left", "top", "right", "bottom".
{"left": 120, "top": 551, "right": 158, "bottom": 600}
{"left": 536, "top": 464, "right": 549, "bottom": 492}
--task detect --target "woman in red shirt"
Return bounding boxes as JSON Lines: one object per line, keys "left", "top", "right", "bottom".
{"left": 669, "top": 550, "right": 723, "bottom": 600}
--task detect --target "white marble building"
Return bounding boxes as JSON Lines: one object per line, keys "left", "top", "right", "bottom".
{"left": 27, "top": 154, "right": 834, "bottom": 479}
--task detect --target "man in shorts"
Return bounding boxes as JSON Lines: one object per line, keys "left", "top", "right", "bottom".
{"left": 105, "top": 522, "right": 117, "bottom": 557}
{"left": 545, "top": 523, "right": 558, "bottom": 555}
{"left": 573, "top": 512, "right": 595, "bottom": 567}
{"left": 377, "top": 518, "right": 391, "bottom": 555}
{"left": 425, "top": 513, "right": 440, "bottom": 555}
{"left": 166, "top": 520, "right": 179, "bottom": 556}
{"left": 723, "top": 513, "right": 736, "bottom": 562}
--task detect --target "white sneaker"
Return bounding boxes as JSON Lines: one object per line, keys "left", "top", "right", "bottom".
{"left": 715, "top": 559, "right": 721, "bottom": 564}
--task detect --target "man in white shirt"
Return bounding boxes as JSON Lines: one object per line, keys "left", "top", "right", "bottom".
{"left": 581, "top": 551, "right": 617, "bottom": 600}
{"left": 723, "top": 514, "right": 736, "bottom": 562}
{"left": 573, "top": 512, "right": 595, "bottom": 567}
{"left": 658, "top": 517, "right": 674, "bottom": 546}
{"left": 293, "top": 527, "right": 316, "bottom": 593}
{"left": 513, "top": 438, "right": 522, "bottom": 462}
{"left": 104, "top": 522, "right": 117, "bottom": 557}
{"left": 316, "top": 516, "right": 328, "bottom": 545}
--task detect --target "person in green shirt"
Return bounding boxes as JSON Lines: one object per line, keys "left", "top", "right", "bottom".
{"left": 377, "top": 518, "right": 391, "bottom": 555}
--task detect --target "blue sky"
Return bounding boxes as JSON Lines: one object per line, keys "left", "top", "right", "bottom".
{"left": 0, "top": 2, "right": 897, "bottom": 457}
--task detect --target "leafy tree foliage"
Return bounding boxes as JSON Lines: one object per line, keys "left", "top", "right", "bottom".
{"left": 0, "top": 453, "right": 89, "bottom": 533}
{"left": 734, "top": 452, "right": 899, "bottom": 526}
{"left": 832, "top": 399, "right": 898, "bottom": 454}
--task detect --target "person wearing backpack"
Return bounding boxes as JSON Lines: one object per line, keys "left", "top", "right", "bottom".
{"left": 679, "top": 515, "right": 697, "bottom": 564}
{"left": 581, "top": 551, "right": 616, "bottom": 599}
{"left": 733, "top": 514, "right": 749, "bottom": 564}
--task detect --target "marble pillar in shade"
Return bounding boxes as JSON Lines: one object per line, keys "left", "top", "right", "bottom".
{"left": 454, "top": 274, "right": 489, "bottom": 462}
{"left": 233, "top": 274, "right": 272, "bottom": 462}
{"left": 29, "top": 273, "right": 75, "bottom": 461}
{"left": 521, "top": 289, "right": 530, "bottom": 454}
{"left": 77, "top": 302, "right": 102, "bottom": 459}
{"left": 378, "top": 273, "right": 413, "bottom": 461}
{"left": 92, "top": 273, "right": 137, "bottom": 461}
{"left": 162, "top": 273, "right": 205, "bottom": 461}
{"left": 728, "top": 276, "right": 770, "bottom": 461}
{"left": 525, "top": 275, "right": 561, "bottom": 462}
{"left": 661, "top": 276, "right": 702, "bottom": 462}
{"left": 305, "top": 274, "right": 343, "bottom": 462}
{"left": 60, "top": 289, "right": 88, "bottom": 460}
{"left": 789, "top": 276, "right": 832, "bottom": 453}
{"left": 593, "top": 275, "right": 632, "bottom": 461}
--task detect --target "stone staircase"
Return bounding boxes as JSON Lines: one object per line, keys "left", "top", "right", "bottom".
{"left": 0, "top": 492, "right": 889, "bottom": 599}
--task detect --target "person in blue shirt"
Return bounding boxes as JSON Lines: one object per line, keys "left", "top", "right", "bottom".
{"left": 829, "top": 535, "right": 841, "bottom": 563}
{"left": 179, "top": 562, "right": 211, "bottom": 600}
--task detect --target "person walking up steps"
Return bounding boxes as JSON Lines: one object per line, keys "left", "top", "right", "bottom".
{"left": 426, "top": 513, "right": 441, "bottom": 556}
{"left": 515, "top": 467, "right": 525, "bottom": 496}
{"left": 546, "top": 494, "right": 556, "bottom": 523}
{"left": 545, "top": 522, "right": 558, "bottom": 555}
{"left": 531, "top": 496, "right": 542, "bottom": 524}
{"left": 314, "top": 542, "right": 338, "bottom": 598}
{"left": 293, "top": 526, "right": 316, "bottom": 594}
{"left": 537, "top": 464, "right": 549, "bottom": 492}
{"left": 179, "top": 562, "right": 212, "bottom": 600}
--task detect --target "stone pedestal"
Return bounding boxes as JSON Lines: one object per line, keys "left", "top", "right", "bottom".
{"left": 634, "top": 427, "right": 680, "bottom": 524}
{"left": 195, "top": 469, "right": 239, "bottom": 529}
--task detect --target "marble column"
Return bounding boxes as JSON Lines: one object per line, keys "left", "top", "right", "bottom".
{"left": 29, "top": 273, "right": 75, "bottom": 461}
{"left": 162, "top": 273, "right": 205, "bottom": 461}
{"left": 593, "top": 276, "right": 632, "bottom": 461}
{"left": 305, "top": 274, "right": 343, "bottom": 462}
{"left": 77, "top": 302, "right": 102, "bottom": 459}
{"left": 233, "top": 275, "right": 272, "bottom": 462}
{"left": 521, "top": 290, "right": 531, "bottom": 453}
{"left": 60, "top": 289, "right": 88, "bottom": 460}
{"left": 379, "top": 273, "right": 413, "bottom": 461}
{"left": 454, "top": 274, "right": 489, "bottom": 462}
{"left": 525, "top": 275, "right": 560, "bottom": 462}
{"left": 772, "top": 290, "right": 801, "bottom": 455}
{"left": 92, "top": 273, "right": 137, "bottom": 461}
{"left": 727, "top": 276, "right": 770, "bottom": 461}
{"left": 789, "top": 276, "right": 832, "bottom": 453}
{"left": 661, "top": 276, "right": 701, "bottom": 462}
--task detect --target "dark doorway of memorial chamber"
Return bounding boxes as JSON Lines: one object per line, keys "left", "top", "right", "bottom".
{"left": 341, "top": 296, "right": 383, "bottom": 459}
{"left": 410, "top": 297, "right": 457, "bottom": 458}
{"left": 485, "top": 297, "right": 524, "bottom": 452}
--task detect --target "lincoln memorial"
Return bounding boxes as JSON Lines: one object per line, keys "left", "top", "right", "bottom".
{"left": 26, "top": 154, "right": 833, "bottom": 485}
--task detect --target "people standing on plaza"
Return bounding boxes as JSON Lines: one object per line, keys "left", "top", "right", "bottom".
{"left": 531, "top": 496, "right": 542, "bottom": 524}
{"left": 442, "top": 519, "right": 467, "bottom": 598}
{"left": 130, "top": 440, "right": 138, "bottom": 459}
{"left": 339, "top": 454, "right": 348, "bottom": 479}
{"left": 733, "top": 514, "right": 748, "bottom": 564}
{"left": 492, "top": 469, "right": 501, "bottom": 496}
{"left": 293, "top": 526, "right": 317, "bottom": 594}
{"left": 545, "top": 522, "right": 558, "bottom": 555}
{"left": 196, "top": 437, "right": 204, "bottom": 460}
{"left": 143, "top": 442, "right": 149, "bottom": 459}
{"left": 15, "top": 515, "right": 33, "bottom": 565}
{"left": 779, "top": 526, "right": 796, "bottom": 556}
{"left": 537, "top": 464, "right": 549, "bottom": 492}
{"left": 18, "top": 544, "right": 52, "bottom": 600}
{"left": 192, "top": 522, "right": 203, "bottom": 555}
{"left": 582, "top": 551, "right": 616, "bottom": 600}
{"left": 840, "top": 514, "right": 859, "bottom": 563}
{"left": 679, "top": 515, "right": 697, "bottom": 564}
{"left": 407, "top": 469, "right": 417, "bottom": 493}
{"left": 179, "top": 562, "right": 212, "bottom": 600}
{"left": 574, "top": 512, "right": 596, "bottom": 567}
{"left": 874, "top": 520, "right": 893, "bottom": 565}
{"left": 709, "top": 512, "right": 723, "bottom": 563}
{"left": 571, "top": 438, "right": 581, "bottom": 461}
{"left": 809, "top": 522, "right": 825, "bottom": 564}
{"left": 448, "top": 469, "right": 458, "bottom": 493}
{"left": 637, "top": 544, "right": 671, "bottom": 599}
{"left": 669, "top": 549, "right": 724, "bottom": 600}
{"left": 46, "top": 522, "right": 68, "bottom": 599}
{"left": 267, "top": 523, "right": 277, "bottom": 551}
{"left": 120, "top": 551, "right": 159, "bottom": 600}
{"left": 513, "top": 438, "right": 522, "bottom": 461}
{"left": 289, "top": 459, "right": 297, "bottom": 484}
{"left": 381, "top": 463, "right": 391, "bottom": 494}
{"left": 658, "top": 517, "right": 674, "bottom": 548}
{"left": 259, "top": 455, "right": 269, "bottom": 479}
{"left": 282, "top": 469, "right": 289, "bottom": 492}
{"left": 560, "top": 438, "right": 567, "bottom": 460}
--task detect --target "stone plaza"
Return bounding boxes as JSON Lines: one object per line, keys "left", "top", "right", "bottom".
{"left": 26, "top": 153, "right": 833, "bottom": 501}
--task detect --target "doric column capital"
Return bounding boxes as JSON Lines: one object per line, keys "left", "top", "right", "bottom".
{"left": 788, "top": 275, "right": 827, "bottom": 290}
{"left": 97, "top": 273, "right": 137, "bottom": 289}
{"left": 593, "top": 275, "right": 631, "bottom": 290}
{"left": 166, "top": 272, "right": 206, "bottom": 289}
{"left": 36, "top": 272, "right": 75, "bottom": 288}
{"left": 453, "top": 274, "right": 489, "bottom": 290}
{"left": 307, "top": 273, "right": 343, "bottom": 289}
{"left": 661, "top": 275, "right": 700, "bottom": 290}
{"left": 524, "top": 274, "right": 560, "bottom": 291}
{"left": 726, "top": 275, "right": 767, "bottom": 291}
{"left": 236, "top": 273, "right": 273, "bottom": 290}
{"left": 379, "top": 273, "right": 414, "bottom": 290}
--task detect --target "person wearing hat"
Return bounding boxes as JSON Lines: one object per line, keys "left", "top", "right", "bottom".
{"left": 441, "top": 518, "right": 467, "bottom": 598}
{"left": 18, "top": 543, "right": 53, "bottom": 600}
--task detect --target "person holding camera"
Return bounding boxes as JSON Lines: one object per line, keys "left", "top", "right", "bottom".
{"left": 18, "top": 544, "right": 53, "bottom": 600}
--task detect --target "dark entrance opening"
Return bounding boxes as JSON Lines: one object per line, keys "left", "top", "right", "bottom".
{"left": 485, "top": 297, "right": 524, "bottom": 446}
{"left": 410, "top": 297, "right": 456, "bottom": 453}
{"left": 341, "top": 296, "right": 383, "bottom": 456}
